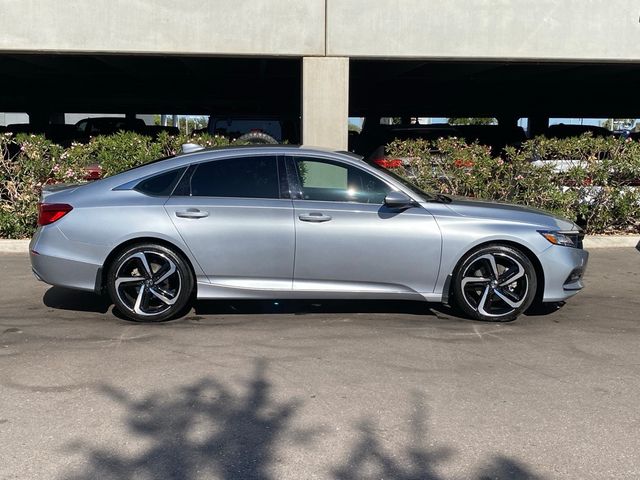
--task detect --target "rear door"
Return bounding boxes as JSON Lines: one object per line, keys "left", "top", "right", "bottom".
{"left": 287, "top": 155, "right": 442, "bottom": 295}
{"left": 164, "top": 154, "right": 295, "bottom": 290}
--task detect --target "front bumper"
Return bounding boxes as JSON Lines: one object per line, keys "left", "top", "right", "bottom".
{"left": 539, "top": 244, "right": 589, "bottom": 302}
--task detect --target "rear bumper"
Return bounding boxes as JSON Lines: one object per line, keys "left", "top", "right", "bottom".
{"left": 539, "top": 245, "right": 589, "bottom": 302}
{"left": 29, "top": 226, "right": 102, "bottom": 292}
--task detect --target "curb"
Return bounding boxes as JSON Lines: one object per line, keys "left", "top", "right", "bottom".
{"left": 0, "top": 239, "right": 30, "bottom": 253}
{"left": 582, "top": 236, "right": 640, "bottom": 249}
{"left": 1, "top": 236, "right": 638, "bottom": 253}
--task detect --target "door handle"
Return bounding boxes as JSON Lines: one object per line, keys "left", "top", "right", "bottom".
{"left": 175, "top": 208, "right": 209, "bottom": 219}
{"left": 298, "top": 212, "right": 332, "bottom": 223}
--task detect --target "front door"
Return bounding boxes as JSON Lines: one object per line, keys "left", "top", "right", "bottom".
{"left": 165, "top": 155, "right": 295, "bottom": 290}
{"left": 288, "top": 156, "right": 441, "bottom": 295}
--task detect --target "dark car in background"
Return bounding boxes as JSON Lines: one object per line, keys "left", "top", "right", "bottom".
{"left": 353, "top": 118, "right": 527, "bottom": 167}
{"left": 195, "top": 116, "right": 300, "bottom": 144}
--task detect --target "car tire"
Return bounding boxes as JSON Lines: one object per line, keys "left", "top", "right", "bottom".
{"left": 236, "top": 131, "right": 278, "bottom": 144}
{"left": 452, "top": 244, "right": 537, "bottom": 322}
{"left": 106, "top": 243, "right": 194, "bottom": 322}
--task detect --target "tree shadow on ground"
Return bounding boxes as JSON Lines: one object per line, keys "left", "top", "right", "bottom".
{"left": 63, "top": 360, "right": 313, "bottom": 480}
{"left": 332, "top": 393, "right": 545, "bottom": 480}
{"left": 62, "top": 364, "right": 546, "bottom": 480}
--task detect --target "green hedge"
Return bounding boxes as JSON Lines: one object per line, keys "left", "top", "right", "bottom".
{"left": 2, "top": 132, "right": 640, "bottom": 238}
{"left": 387, "top": 135, "right": 640, "bottom": 235}
{"left": 0, "top": 132, "right": 229, "bottom": 238}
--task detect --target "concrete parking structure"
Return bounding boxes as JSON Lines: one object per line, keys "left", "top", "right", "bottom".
{"left": 2, "top": 1, "right": 640, "bottom": 147}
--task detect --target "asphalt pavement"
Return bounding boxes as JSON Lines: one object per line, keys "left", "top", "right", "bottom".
{"left": 1, "top": 248, "right": 639, "bottom": 480}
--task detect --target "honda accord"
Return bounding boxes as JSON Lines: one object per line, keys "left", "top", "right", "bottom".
{"left": 30, "top": 145, "right": 588, "bottom": 322}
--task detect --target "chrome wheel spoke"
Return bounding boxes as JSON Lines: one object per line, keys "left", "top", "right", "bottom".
{"left": 461, "top": 276, "right": 492, "bottom": 288}
{"left": 149, "top": 286, "right": 178, "bottom": 305}
{"left": 133, "top": 285, "right": 147, "bottom": 314}
{"left": 130, "top": 252, "right": 153, "bottom": 278}
{"left": 477, "top": 254, "right": 500, "bottom": 280}
{"left": 476, "top": 286, "right": 492, "bottom": 316}
{"left": 499, "top": 263, "right": 525, "bottom": 286}
{"left": 115, "top": 276, "right": 144, "bottom": 288}
{"left": 154, "top": 260, "right": 177, "bottom": 285}
{"left": 493, "top": 288, "right": 524, "bottom": 308}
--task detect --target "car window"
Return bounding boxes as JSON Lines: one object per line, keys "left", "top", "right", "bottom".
{"left": 76, "top": 120, "right": 88, "bottom": 133}
{"left": 185, "top": 156, "right": 280, "bottom": 199}
{"left": 293, "top": 157, "right": 391, "bottom": 204}
{"left": 135, "top": 168, "right": 186, "bottom": 196}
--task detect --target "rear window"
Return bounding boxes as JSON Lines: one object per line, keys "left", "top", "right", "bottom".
{"left": 177, "top": 156, "right": 280, "bottom": 199}
{"left": 135, "top": 168, "right": 186, "bottom": 196}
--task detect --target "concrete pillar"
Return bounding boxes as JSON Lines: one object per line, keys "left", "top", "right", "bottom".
{"left": 302, "top": 57, "right": 349, "bottom": 150}
{"left": 528, "top": 116, "right": 549, "bottom": 138}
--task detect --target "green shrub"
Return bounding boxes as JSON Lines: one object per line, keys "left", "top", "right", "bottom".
{"left": 2, "top": 130, "right": 640, "bottom": 238}
{"left": 386, "top": 134, "right": 640, "bottom": 234}
{"left": 0, "top": 134, "right": 87, "bottom": 238}
{"left": 0, "top": 131, "right": 230, "bottom": 238}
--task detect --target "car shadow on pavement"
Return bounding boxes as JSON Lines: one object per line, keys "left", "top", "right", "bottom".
{"left": 42, "top": 286, "right": 460, "bottom": 320}
{"left": 61, "top": 360, "right": 545, "bottom": 480}
{"left": 43, "top": 286, "right": 111, "bottom": 314}
{"left": 193, "top": 299, "right": 447, "bottom": 316}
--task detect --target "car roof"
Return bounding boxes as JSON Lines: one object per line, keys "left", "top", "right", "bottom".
{"left": 176, "top": 144, "right": 360, "bottom": 160}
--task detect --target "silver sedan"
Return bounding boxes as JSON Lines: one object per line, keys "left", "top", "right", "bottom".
{"left": 30, "top": 145, "right": 588, "bottom": 322}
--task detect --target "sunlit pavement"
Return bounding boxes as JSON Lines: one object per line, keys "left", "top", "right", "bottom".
{"left": 1, "top": 249, "right": 639, "bottom": 480}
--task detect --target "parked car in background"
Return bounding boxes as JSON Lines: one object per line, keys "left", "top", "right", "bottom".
{"left": 30, "top": 145, "right": 587, "bottom": 323}
{"left": 354, "top": 118, "right": 527, "bottom": 166}
{"left": 75, "top": 117, "right": 146, "bottom": 137}
{"left": 543, "top": 124, "right": 613, "bottom": 140}
{"left": 195, "top": 116, "right": 300, "bottom": 144}
{"left": 5, "top": 123, "right": 88, "bottom": 147}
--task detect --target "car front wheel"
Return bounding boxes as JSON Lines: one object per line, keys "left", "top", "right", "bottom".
{"left": 452, "top": 244, "right": 537, "bottom": 322}
{"left": 107, "top": 243, "right": 194, "bottom": 322}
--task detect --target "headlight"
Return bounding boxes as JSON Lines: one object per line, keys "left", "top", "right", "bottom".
{"left": 538, "top": 230, "right": 576, "bottom": 248}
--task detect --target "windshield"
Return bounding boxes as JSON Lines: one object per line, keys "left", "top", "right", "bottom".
{"left": 365, "top": 159, "right": 434, "bottom": 202}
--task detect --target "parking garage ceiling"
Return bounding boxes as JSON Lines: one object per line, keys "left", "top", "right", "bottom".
{"left": 0, "top": 54, "right": 301, "bottom": 116}
{"left": 1, "top": 53, "right": 640, "bottom": 119}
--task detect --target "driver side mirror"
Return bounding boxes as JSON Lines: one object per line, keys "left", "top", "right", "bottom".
{"left": 384, "top": 191, "right": 416, "bottom": 209}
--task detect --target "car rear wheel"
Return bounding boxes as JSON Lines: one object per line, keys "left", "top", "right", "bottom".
{"left": 107, "top": 243, "right": 194, "bottom": 322}
{"left": 452, "top": 244, "right": 537, "bottom": 322}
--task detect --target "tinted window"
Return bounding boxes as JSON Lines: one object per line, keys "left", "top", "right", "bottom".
{"left": 188, "top": 156, "right": 279, "bottom": 199}
{"left": 135, "top": 168, "right": 186, "bottom": 196}
{"left": 294, "top": 158, "right": 391, "bottom": 204}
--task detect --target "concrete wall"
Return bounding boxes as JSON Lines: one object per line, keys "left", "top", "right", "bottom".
{"left": 1, "top": 0, "right": 639, "bottom": 61}
{"left": 327, "top": 0, "right": 640, "bottom": 61}
{"left": 0, "top": 0, "right": 325, "bottom": 56}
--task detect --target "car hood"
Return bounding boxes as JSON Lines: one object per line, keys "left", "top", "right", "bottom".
{"left": 444, "top": 195, "right": 578, "bottom": 231}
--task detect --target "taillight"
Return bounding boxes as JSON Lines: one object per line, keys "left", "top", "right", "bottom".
{"left": 83, "top": 164, "right": 102, "bottom": 181}
{"left": 37, "top": 203, "right": 73, "bottom": 226}
{"left": 373, "top": 158, "right": 403, "bottom": 169}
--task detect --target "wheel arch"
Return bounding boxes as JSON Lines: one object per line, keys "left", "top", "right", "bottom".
{"left": 95, "top": 236, "right": 198, "bottom": 295}
{"left": 444, "top": 239, "right": 545, "bottom": 307}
